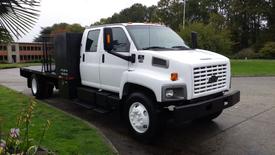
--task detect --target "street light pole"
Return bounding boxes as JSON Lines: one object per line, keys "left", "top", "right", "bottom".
{"left": 183, "top": 0, "right": 186, "bottom": 30}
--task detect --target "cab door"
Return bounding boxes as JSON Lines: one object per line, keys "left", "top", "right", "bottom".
{"left": 80, "top": 28, "right": 101, "bottom": 88}
{"left": 99, "top": 27, "right": 130, "bottom": 92}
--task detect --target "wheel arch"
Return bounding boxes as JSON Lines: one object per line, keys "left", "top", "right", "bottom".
{"left": 122, "top": 83, "right": 157, "bottom": 102}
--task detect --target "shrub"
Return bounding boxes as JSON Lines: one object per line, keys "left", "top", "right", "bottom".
{"left": 260, "top": 42, "right": 275, "bottom": 58}
{"left": 233, "top": 48, "right": 262, "bottom": 59}
{"left": 179, "top": 22, "right": 233, "bottom": 56}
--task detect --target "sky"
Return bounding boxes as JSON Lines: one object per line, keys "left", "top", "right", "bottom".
{"left": 19, "top": 0, "right": 159, "bottom": 42}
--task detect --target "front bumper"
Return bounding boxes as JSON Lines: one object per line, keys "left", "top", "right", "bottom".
{"left": 170, "top": 90, "right": 240, "bottom": 121}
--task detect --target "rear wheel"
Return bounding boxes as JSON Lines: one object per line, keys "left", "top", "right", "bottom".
{"left": 125, "top": 92, "right": 161, "bottom": 142}
{"left": 31, "top": 75, "right": 52, "bottom": 99}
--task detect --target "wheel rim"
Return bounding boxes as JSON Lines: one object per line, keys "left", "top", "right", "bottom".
{"left": 31, "top": 78, "right": 37, "bottom": 95}
{"left": 129, "top": 102, "right": 150, "bottom": 133}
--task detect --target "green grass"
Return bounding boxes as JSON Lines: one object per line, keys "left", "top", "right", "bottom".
{"left": 231, "top": 59, "right": 275, "bottom": 76}
{"left": 0, "top": 63, "right": 41, "bottom": 69}
{"left": 0, "top": 86, "right": 115, "bottom": 155}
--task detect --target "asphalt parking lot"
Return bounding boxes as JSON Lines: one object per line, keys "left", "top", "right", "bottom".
{"left": 1, "top": 68, "right": 275, "bottom": 155}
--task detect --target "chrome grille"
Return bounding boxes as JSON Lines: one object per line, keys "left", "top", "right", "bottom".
{"left": 193, "top": 64, "right": 227, "bottom": 95}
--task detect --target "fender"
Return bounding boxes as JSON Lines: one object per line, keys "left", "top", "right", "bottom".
{"left": 119, "top": 69, "right": 184, "bottom": 102}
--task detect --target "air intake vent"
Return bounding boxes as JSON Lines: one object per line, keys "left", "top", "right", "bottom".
{"left": 152, "top": 57, "right": 169, "bottom": 68}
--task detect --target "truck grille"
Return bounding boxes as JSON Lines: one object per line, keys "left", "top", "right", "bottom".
{"left": 193, "top": 64, "right": 227, "bottom": 95}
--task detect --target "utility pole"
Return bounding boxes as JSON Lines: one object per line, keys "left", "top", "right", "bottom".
{"left": 183, "top": 0, "right": 186, "bottom": 30}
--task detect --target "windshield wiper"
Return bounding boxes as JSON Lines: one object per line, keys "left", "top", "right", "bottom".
{"left": 142, "top": 46, "right": 171, "bottom": 50}
{"left": 171, "top": 46, "right": 190, "bottom": 50}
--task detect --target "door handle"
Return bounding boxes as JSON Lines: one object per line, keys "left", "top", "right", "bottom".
{"left": 82, "top": 54, "right": 85, "bottom": 62}
{"left": 102, "top": 54, "right": 105, "bottom": 63}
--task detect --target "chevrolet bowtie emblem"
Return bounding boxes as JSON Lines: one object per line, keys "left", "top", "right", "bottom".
{"left": 208, "top": 75, "right": 219, "bottom": 84}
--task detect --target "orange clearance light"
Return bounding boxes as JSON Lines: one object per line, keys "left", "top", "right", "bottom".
{"left": 171, "top": 73, "right": 178, "bottom": 81}
{"left": 107, "top": 34, "right": 111, "bottom": 44}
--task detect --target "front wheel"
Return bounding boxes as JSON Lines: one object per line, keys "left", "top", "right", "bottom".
{"left": 125, "top": 92, "right": 161, "bottom": 141}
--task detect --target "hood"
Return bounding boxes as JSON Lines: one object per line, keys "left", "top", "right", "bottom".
{"left": 143, "top": 49, "right": 229, "bottom": 65}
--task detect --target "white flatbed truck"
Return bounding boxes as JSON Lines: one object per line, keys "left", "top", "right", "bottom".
{"left": 20, "top": 23, "right": 240, "bottom": 141}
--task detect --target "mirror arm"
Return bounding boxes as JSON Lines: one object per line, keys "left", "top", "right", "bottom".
{"left": 107, "top": 51, "right": 136, "bottom": 63}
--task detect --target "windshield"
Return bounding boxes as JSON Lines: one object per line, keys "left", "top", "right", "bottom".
{"left": 126, "top": 25, "right": 190, "bottom": 51}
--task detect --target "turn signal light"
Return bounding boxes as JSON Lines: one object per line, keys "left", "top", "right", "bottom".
{"left": 107, "top": 34, "right": 111, "bottom": 44}
{"left": 171, "top": 73, "right": 178, "bottom": 81}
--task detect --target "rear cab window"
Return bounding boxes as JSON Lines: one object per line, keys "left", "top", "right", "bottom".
{"left": 85, "top": 29, "right": 100, "bottom": 52}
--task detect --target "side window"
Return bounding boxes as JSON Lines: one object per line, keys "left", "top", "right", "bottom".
{"left": 85, "top": 30, "right": 100, "bottom": 52}
{"left": 112, "top": 27, "right": 130, "bottom": 52}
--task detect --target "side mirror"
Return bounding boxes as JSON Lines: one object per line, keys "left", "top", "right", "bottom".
{"left": 191, "top": 31, "right": 198, "bottom": 49}
{"left": 104, "top": 28, "right": 114, "bottom": 52}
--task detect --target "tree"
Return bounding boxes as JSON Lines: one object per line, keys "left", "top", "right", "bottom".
{"left": 0, "top": 27, "right": 13, "bottom": 43}
{"left": 266, "top": 0, "right": 275, "bottom": 42}
{"left": 226, "top": 0, "right": 271, "bottom": 50}
{"left": 157, "top": 0, "right": 183, "bottom": 31}
{"left": 0, "top": 0, "right": 40, "bottom": 42}
{"left": 91, "top": 0, "right": 275, "bottom": 56}
{"left": 34, "top": 23, "right": 85, "bottom": 42}
{"left": 92, "top": 3, "right": 160, "bottom": 26}
{"left": 179, "top": 22, "right": 232, "bottom": 55}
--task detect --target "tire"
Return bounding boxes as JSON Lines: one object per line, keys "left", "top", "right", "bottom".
{"left": 46, "top": 84, "right": 54, "bottom": 98}
{"left": 197, "top": 110, "right": 223, "bottom": 122}
{"left": 30, "top": 75, "right": 51, "bottom": 99}
{"left": 31, "top": 75, "right": 44, "bottom": 99}
{"left": 124, "top": 92, "right": 161, "bottom": 142}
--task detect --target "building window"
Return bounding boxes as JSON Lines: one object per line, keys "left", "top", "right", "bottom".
{"left": 4, "top": 56, "right": 7, "bottom": 60}
{"left": 0, "top": 56, "right": 3, "bottom": 60}
{"left": 23, "top": 46, "right": 26, "bottom": 51}
{"left": 31, "top": 47, "right": 34, "bottom": 51}
{"left": 27, "top": 47, "right": 30, "bottom": 51}
{"left": 3, "top": 46, "right": 7, "bottom": 50}
{"left": 12, "top": 45, "right": 16, "bottom": 51}
{"left": 20, "top": 55, "right": 24, "bottom": 60}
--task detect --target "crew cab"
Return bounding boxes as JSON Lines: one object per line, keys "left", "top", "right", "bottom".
{"left": 20, "top": 23, "right": 240, "bottom": 141}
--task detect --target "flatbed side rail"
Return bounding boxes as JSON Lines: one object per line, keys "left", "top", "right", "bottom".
{"left": 20, "top": 67, "right": 58, "bottom": 88}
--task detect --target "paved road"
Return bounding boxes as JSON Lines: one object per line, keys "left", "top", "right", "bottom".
{"left": 1, "top": 68, "right": 275, "bottom": 155}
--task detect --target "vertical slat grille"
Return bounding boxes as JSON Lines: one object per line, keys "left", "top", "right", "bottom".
{"left": 193, "top": 64, "right": 227, "bottom": 95}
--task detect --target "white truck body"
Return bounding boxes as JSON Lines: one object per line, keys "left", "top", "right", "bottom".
{"left": 80, "top": 23, "right": 231, "bottom": 102}
{"left": 21, "top": 23, "right": 240, "bottom": 141}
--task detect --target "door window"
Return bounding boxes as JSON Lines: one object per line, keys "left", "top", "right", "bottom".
{"left": 112, "top": 27, "right": 130, "bottom": 52}
{"left": 85, "top": 30, "right": 100, "bottom": 52}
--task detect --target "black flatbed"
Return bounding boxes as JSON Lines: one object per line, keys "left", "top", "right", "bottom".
{"left": 20, "top": 66, "right": 58, "bottom": 79}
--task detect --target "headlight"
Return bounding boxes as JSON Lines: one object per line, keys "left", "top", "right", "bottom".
{"left": 162, "top": 85, "right": 186, "bottom": 102}
{"left": 165, "top": 89, "right": 174, "bottom": 98}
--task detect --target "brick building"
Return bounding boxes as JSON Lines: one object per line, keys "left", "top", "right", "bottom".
{"left": 0, "top": 42, "right": 44, "bottom": 63}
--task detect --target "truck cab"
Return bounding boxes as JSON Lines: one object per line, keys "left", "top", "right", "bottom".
{"left": 20, "top": 23, "right": 240, "bottom": 141}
